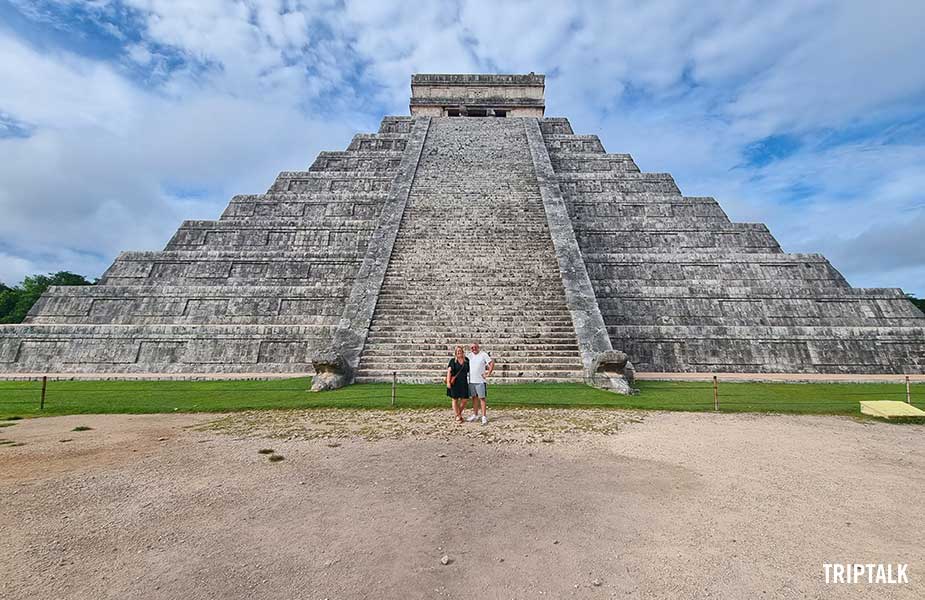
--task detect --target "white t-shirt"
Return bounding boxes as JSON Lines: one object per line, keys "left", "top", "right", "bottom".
{"left": 466, "top": 351, "right": 493, "bottom": 384}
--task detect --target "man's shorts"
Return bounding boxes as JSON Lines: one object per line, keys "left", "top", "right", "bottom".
{"left": 468, "top": 383, "right": 487, "bottom": 398}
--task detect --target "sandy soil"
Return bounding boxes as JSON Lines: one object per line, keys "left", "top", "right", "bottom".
{"left": 0, "top": 409, "right": 922, "bottom": 599}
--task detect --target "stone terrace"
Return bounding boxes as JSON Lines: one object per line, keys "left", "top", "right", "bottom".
{"left": 0, "top": 118, "right": 414, "bottom": 374}
{"left": 1, "top": 74, "right": 923, "bottom": 380}
{"left": 539, "top": 118, "right": 925, "bottom": 373}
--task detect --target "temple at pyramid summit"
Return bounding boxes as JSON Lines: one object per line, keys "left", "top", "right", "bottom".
{"left": 1, "top": 73, "right": 923, "bottom": 390}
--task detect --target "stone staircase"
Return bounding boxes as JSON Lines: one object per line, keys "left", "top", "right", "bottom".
{"left": 355, "top": 118, "right": 585, "bottom": 382}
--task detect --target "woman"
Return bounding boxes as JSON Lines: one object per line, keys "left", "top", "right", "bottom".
{"left": 446, "top": 345, "right": 470, "bottom": 422}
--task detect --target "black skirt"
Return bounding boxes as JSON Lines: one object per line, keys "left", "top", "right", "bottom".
{"left": 446, "top": 358, "right": 469, "bottom": 398}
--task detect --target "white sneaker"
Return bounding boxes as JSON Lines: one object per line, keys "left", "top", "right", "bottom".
{"left": 481, "top": 416, "right": 488, "bottom": 425}
{"left": 466, "top": 414, "right": 479, "bottom": 423}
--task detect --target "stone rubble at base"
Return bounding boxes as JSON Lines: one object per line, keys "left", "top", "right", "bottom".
{"left": 0, "top": 74, "right": 923, "bottom": 389}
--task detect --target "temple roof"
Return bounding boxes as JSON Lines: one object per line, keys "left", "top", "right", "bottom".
{"left": 409, "top": 73, "right": 545, "bottom": 116}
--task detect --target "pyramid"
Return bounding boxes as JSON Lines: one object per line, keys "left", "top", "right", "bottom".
{"left": 1, "top": 73, "right": 922, "bottom": 390}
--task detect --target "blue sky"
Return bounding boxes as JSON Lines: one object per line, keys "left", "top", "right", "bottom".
{"left": 0, "top": 0, "right": 924, "bottom": 295}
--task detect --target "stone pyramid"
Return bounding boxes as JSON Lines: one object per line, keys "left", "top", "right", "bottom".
{"left": 1, "top": 73, "right": 922, "bottom": 389}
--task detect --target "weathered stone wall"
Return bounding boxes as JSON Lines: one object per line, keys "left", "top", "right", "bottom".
{"left": 0, "top": 324, "right": 329, "bottom": 374}
{"left": 412, "top": 84, "right": 544, "bottom": 102}
{"left": 408, "top": 106, "right": 444, "bottom": 117}
{"left": 540, "top": 117, "right": 925, "bottom": 373}
{"left": 410, "top": 73, "right": 545, "bottom": 116}
{"left": 0, "top": 117, "right": 419, "bottom": 375}
{"left": 27, "top": 285, "right": 347, "bottom": 325}
{"left": 506, "top": 108, "right": 545, "bottom": 117}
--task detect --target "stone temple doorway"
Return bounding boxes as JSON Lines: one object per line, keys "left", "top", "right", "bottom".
{"left": 445, "top": 108, "right": 509, "bottom": 117}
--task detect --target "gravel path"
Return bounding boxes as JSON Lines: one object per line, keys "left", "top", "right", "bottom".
{"left": 1, "top": 409, "right": 922, "bottom": 599}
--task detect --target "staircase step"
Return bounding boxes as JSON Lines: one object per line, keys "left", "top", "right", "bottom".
{"left": 356, "top": 117, "right": 581, "bottom": 376}
{"left": 354, "top": 369, "right": 584, "bottom": 382}
{"left": 361, "top": 343, "right": 580, "bottom": 351}
{"left": 360, "top": 348, "right": 582, "bottom": 357}
{"left": 368, "top": 325, "right": 578, "bottom": 333}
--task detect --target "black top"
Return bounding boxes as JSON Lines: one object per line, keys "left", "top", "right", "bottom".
{"left": 446, "top": 357, "right": 470, "bottom": 398}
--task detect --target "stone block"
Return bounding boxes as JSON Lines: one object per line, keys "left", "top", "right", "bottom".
{"left": 0, "top": 338, "right": 20, "bottom": 363}
{"left": 259, "top": 341, "right": 310, "bottom": 364}
{"left": 137, "top": 341, "right": 186, "bottom": 364}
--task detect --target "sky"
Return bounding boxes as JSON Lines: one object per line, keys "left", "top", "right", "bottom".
{"left": 0, "top": 0, "right": 923, "bottom": 296}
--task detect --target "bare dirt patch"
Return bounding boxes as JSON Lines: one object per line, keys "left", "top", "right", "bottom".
{"left": 197, "top": 407, "right": 641, "bottom": 443}
{"left": 1, "top": 410, "right": 922, "bottom": 599}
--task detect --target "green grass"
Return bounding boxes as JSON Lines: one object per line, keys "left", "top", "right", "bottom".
{"left": 630, "top": 380, "right": 923, "bottom": 415}
{"left": 0, "top": 377, "right": 922, "bottom": 420}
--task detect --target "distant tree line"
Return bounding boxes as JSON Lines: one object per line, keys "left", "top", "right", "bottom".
{"left": 0, "top": 272, "right": 95, "bottom": 324}
{"left": 910, "top": 295, "right": 925, "bottom": 313}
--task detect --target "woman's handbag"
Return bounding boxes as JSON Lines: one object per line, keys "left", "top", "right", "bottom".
{"left": 449, "top": 359, "right": 465, "bottom": 385}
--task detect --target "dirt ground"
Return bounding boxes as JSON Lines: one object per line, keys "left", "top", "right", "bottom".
{"left": 1, "top": 409, "right": 922, "bottom": 600}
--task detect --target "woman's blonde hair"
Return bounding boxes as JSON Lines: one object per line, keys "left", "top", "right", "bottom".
{"left": 453, "top": 345, "right": 465, "bottom": 356}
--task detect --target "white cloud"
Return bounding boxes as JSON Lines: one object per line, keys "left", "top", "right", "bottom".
{"left": 0, "top": 33, "right": 139, "bottom": 133}
{"left": 0, "top": 253, "right": 41, "bottom": 287}
{"left": 726, "top": 1, "right": 925, "bottom": 134}
{"left": 0, "top": 17, "right": 356, "bottom": 285}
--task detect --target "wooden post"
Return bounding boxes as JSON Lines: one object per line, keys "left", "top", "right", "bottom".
{"left": 40, "top": 376, "right": 47, "bottom": 410}
{"left": 391, "top": 371, "right": 396, "bottom": 408}
{"left": 713, "top": 375, "right": 719, "bottom": 411}
{"left": 907, "top": 376, "right": 912, "bottom": 404}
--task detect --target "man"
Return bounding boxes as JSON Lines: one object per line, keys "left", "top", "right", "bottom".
{"left": 465, "top": 342, "right": 494, "bottom": 424}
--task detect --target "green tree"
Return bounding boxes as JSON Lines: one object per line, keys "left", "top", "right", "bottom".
{"left": 0, "top": 283, "right": 16, "bottom": 322}
{"left": 0, "top": 271, "right": 94, "bottom": 324}
{"left": 908, "top": 294, "right": 925, "bottom": 313}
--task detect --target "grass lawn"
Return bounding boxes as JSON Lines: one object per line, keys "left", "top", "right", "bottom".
{"left": 0, "top": 377, "right": 923, "bottom": 420}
